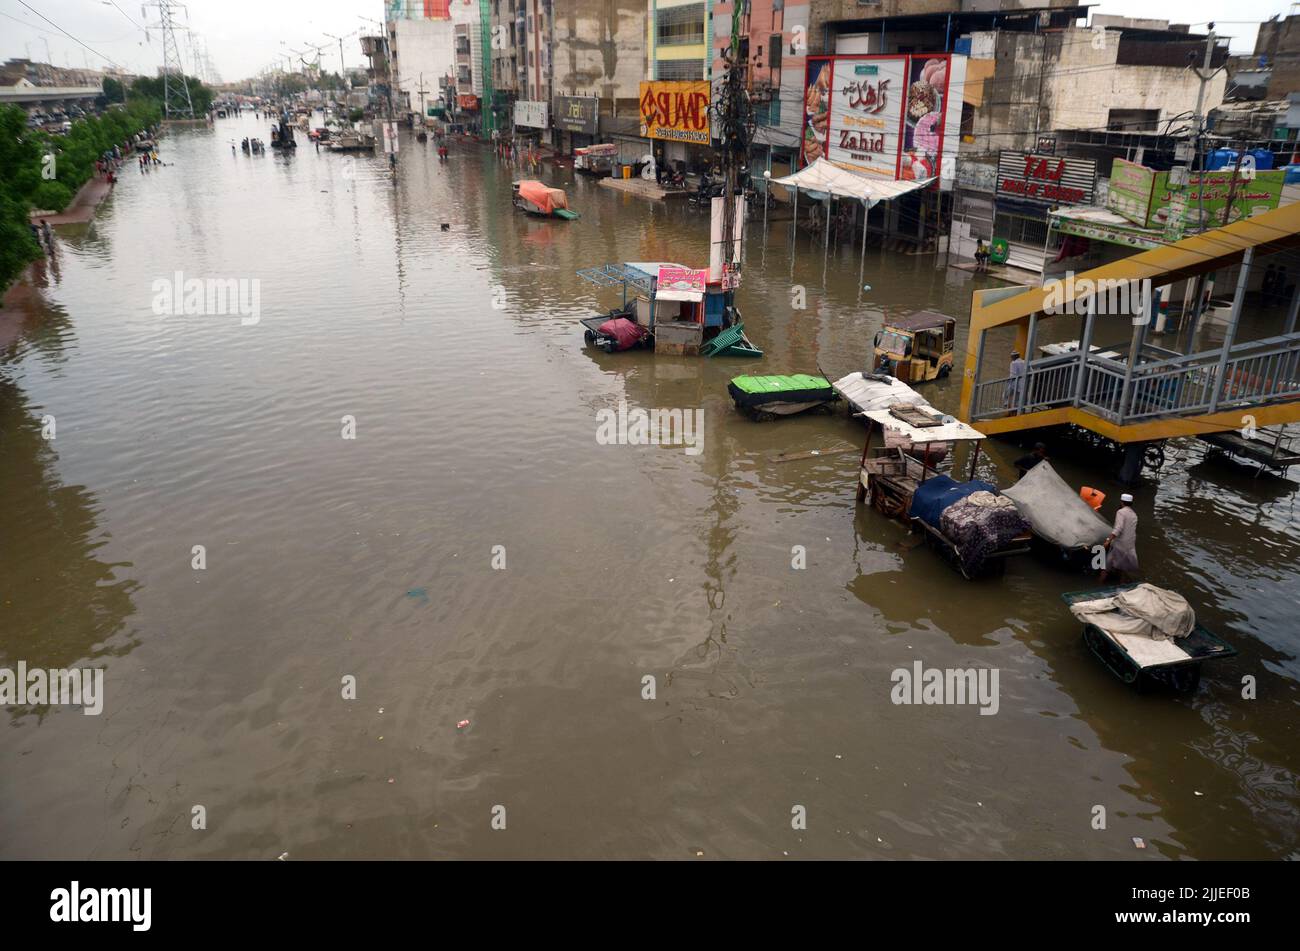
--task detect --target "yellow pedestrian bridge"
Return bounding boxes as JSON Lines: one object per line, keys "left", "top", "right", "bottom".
{"left": 958, "top": 202, "right": 1300, "bottom": 471}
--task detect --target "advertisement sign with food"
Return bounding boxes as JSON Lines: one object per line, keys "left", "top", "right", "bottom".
{"left": 802, "top": 55, "right": 955, "bottom": 184}
{"left": 1147, "top": 169, "right": 1284, "bottom": 230}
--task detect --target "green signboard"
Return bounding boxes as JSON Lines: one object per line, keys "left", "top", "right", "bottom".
{"left": 1106, "top": 158, "right": 1156, "bottom": 226}
{"left": 1148, "top": 169, "right": 1284, "bottom": 230}
{"left": 1055, "top": 215, "right": 1163, "bottom": 250}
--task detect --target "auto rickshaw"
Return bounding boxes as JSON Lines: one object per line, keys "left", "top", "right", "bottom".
{"left": 873, "top": 311, "right": 956, "bottom": 384}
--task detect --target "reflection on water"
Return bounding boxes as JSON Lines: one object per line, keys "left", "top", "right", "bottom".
{"left": 0, "top": 114, "right": 1296, "bottom": 859}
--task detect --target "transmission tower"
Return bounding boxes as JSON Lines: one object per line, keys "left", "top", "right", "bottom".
{"left": 152, "top": 0, "right": 195, "bottom": 118}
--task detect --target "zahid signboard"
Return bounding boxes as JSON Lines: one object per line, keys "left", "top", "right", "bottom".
{"left": 801, "top": 54, "right": 966, "bottom": 189}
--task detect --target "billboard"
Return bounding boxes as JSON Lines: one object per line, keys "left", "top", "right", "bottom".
{"left": 1148, "top": 169, "right": 1284, "bottom": 230}
{"left": 1106, "top": 158, "right": 1157, "bottom": 225}
{"left": 554, "top": 95, "right": 598, "bottom": 135}
{"left": 801, "top": 54, "right": 965, "bottom": 187}
{"left": 997, "top": 151, "right": 1097, "bottom": 206}
{"left": 639, "top": 81, "right": 710, "bottom": 144}
{"left": 513, "top": 100, "right": 548, "bottom": 129}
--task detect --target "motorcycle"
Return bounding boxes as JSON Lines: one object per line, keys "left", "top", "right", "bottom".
{"left": 689, "top": 176, "right": 725, "bottom": 206}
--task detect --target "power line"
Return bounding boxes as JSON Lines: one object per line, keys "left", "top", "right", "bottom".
{"left": 104, "top": 0, "right": 146, "bottom": 32}
{"left": 13, "top": 0, "right": 122, "bottom": 68}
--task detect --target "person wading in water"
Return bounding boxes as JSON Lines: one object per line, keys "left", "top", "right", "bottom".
{"left": 1100, "top": 492, "right": 1139, "bottom": 583}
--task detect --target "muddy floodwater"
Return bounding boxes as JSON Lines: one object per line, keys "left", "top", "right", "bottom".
{"left": 2, "top": 116, "right": 1298, "bottom": 860}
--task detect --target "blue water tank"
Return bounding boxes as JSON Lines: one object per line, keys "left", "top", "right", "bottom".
{"left": 1249, "top": 149, "right": 1275, "bottom": 170}
{"left": 1206, "top": 149, "right": 1237, "bottom": 171}
{"left": 1285, "top": 165, "right": 1300, "bottom": 184}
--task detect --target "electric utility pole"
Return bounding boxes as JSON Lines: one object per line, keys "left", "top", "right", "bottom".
{"left": 1190, "top": 25, "right": 1224, "bottom": 233}
{"left": 710, "top": 0, "right": 756, "bottom": 311}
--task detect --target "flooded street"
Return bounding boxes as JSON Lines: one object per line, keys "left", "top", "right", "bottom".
{"left": 3, "top": 114, "right": 1298, "bottom": 860}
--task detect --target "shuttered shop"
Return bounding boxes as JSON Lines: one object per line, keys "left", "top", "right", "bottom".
{"left": 993, "top": 152, "right": 1097, "bottom": 273}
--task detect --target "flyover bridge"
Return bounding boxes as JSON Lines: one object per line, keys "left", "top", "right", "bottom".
{"left": 957, "top": 202, "right": 1300, "bottom": 476}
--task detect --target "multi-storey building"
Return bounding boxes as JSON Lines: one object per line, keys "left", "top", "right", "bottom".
{"left": 386, "top": 0, "right": 457, "bottom": 125}
{"left": 449, "top": 0, "right": 486, "bottom": 131}
{"left": 709, "top": 0, "right": 810, "bottom": 181}
{"left": 488, "top": 1, "right": 647, "bottom": 156}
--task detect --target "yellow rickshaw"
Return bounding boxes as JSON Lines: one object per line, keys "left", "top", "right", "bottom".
{"left": 873, "top": 311, "right": 956, "bottom": 384}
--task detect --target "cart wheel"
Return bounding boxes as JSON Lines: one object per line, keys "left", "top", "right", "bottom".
{"left": 584, "top": 330, "right": 596, "bottom": 344}
{"left": 756, "top": 410, "right": 777, "bottom": 422}
{"left": 938, "top": 364, "right": 951, "bottom": 379}
{"left": 602, "top": 340, "right": 616, "bottom": 354}
{"left": 1168, "top": 664, "right": 1202, "bottom": 694}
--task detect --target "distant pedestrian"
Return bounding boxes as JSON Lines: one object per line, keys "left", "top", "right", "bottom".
{"left": 1003, "top": 350, "right": 1027, "bottom": 409}
{"left": 40, "top": 219, "right": 53, "bottom": 250}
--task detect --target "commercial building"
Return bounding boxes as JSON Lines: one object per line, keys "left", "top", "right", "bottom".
{"left": 709, "top": 0, "right": 811, "bottom": 183}
{"left": 386, "top": 0, "right": 457, "bottom": 125}
{"left": 487, "top": 1, "right": 647, "bottom": 158}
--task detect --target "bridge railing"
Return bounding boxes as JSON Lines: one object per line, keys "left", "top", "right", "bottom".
{"left": 969, "top": 332, "right": 1300, "bottom": 426}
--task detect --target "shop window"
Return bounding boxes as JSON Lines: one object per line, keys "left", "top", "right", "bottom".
{"left": 1107, "top": 108, "right": 1159, "bottom": 132}
{"left": 656, "top": 59, "right": 704, "bottom": 81}
{"left": 656, "top": 5, "right": 706, "bottom": 47}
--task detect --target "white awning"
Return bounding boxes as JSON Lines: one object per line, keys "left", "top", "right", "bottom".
{"left": 772, "top": 158, "right": 934, "bottom": 205}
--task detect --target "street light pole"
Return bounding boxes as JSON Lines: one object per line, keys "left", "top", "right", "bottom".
{"left": 325, "top": 32, "right": 346, "bottom": 78}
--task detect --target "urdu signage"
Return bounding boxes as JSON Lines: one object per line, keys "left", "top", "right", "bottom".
{"left": 997, "top": 151, "right": 1097, "bottom": 206}
{"left": 801, "top": 54, "right": 966, "bottom": 188}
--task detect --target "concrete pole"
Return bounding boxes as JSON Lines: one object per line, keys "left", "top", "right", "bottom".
{"left": 1208, "top": 247, "right": 1254, "bottom": 413}
{"left": 1193, "top": 30, "right": 1216, "bottom": 233}
{"left": 859, "top": 198, "right": 870, "bottom": 285}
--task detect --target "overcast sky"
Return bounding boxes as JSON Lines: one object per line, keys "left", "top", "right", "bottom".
{"left": 1, "top": 0, "right": 1293, "bottom": 83}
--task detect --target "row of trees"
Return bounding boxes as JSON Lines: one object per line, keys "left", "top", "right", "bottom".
{"left": 1, "top": 73, "right": 217, "bottom": 291}
{"left": 0, "top": 97, "right": 161, "bottom": 292}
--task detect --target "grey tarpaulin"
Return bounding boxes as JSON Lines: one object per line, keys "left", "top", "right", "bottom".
{"left": 1001, "top": 460, "right": 1111, "bottom": 550}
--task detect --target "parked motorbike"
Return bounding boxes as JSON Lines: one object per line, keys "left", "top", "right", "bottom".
{"left": 690, "top": 176, "right": 725, "bottom": 206}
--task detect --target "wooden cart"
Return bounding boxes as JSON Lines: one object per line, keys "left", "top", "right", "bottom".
{"left": 1060, "top": 585, "right": 1237, "bottom": 693}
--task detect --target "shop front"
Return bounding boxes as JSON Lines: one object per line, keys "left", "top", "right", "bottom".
{"left": 639, "top": 80, "right": 712, "bottom": 175}
{"left": 553, "top": 95, "right": 599, "bottom": 155}
{"left": 992, "top": 151, "right": 1097, "bottom": 274}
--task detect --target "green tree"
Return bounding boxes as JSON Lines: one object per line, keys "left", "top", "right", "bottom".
{"left": 0, "top": 99, "right": 161, "bottom": 291}
{"left": 102, "top": 77, "right": 126, "bottom": 104}
{"left": 130, "top": 74, "right": 213, "bottom": 115}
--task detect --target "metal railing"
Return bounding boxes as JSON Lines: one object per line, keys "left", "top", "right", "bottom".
{"left": 970, "top": 333, "right": 1300, "bottom": 426}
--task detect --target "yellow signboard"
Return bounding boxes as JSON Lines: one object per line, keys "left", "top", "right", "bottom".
{"left": 639, "top": 81, "right": 711, "bottom": 144}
